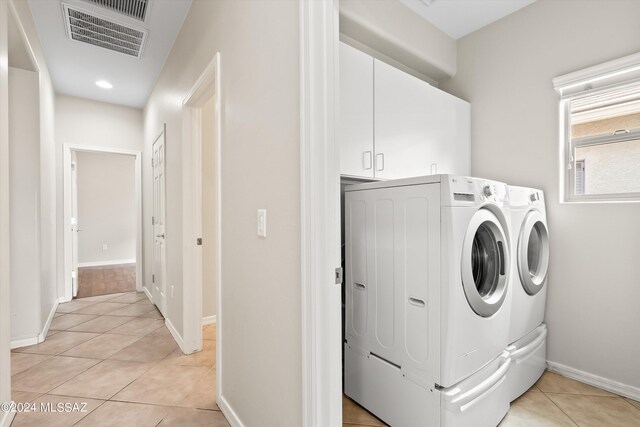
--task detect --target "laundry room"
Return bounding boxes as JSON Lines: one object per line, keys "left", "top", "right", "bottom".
{"left": 337, "top": 1, "right": 640, "bottom": 426}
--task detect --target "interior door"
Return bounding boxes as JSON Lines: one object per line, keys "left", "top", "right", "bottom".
{"left": 152, "top": 128, "right": 167, "bottom": 316}
{"left": 71, "top": 151, "right": 79, "bottom": 297}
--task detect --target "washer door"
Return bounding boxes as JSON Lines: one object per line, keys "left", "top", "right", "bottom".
{"left": 518, "top": 211, "right": 549, "bottom": 295}
{"left": 461, "top": 209, "right": 510, "bottom": 317}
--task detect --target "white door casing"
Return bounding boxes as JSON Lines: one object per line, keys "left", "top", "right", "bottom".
{"left": 70, "top": 151, "right": 79, "bottom": 297}
{"left": 152, "top": 126, "right": 167, "bottom": 316}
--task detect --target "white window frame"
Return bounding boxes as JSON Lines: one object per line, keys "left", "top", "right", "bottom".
{"left": 554, "top": 51, "right": 640, "bottom": 203}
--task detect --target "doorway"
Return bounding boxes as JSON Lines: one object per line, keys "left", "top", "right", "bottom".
{"left": 63, "top": 145, "right": 143, "bottom": 303}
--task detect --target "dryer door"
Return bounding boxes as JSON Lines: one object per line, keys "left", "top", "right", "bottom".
{"left": 461, "top": 209, "right": 510, "bottom": 317}
{"left": 518, "top": 211, "right": 549, "bottom": 295}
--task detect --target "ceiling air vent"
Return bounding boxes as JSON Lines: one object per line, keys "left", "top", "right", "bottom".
{"left": 84, "top": 0, "right": 149, "bottom": 22}
{"left": 63, "top": 3, "right": 147, "bottom": 58}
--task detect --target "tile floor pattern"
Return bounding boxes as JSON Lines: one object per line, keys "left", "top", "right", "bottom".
{"left": 9, "top": 291, "right": 229, "bottom": 426}
{"left": 344, "top": 371, "right": 640, "bottom": 427}
{"left": 77, "top": 264, "right": 137, "bottom": 298}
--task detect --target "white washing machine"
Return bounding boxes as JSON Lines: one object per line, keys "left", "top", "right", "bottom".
{"left": 504, "top": 186, "right": 549, "bottom": 402}
{"left": 344, "top": 175, "right": 513, "bottom": 427}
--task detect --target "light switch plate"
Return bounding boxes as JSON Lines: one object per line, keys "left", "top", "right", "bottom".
{"left": 257, "top": 209, "right": 267, "bottom": 238}
{"left": 102, "top": 244, "right": 108, "bottom": 251}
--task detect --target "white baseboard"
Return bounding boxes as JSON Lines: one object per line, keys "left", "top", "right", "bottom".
{"left": 78, "top": 259, "right": 136, "bottom": 268}
{"left": 58, "top": 296, "right": 71, "bottom": 304}
{"left": 39, "top": 299, "right": 59, "bottom": 342}
{"left": 547, "top": 361, "right": 640, "bottom": 401}
{"left": 217, "top": 394, "right": 245, "bottom": 427}
{"left": 11, "top": 299, "right": 59, "bottom": 349}
{"left": 143, "top": 286, "right": 154, "bottom": 303}
{"left": 10, "top": 336, "right": 39, "bottom": 350}
{"left": 165, "top": 317, "right": 187, "bottom": 354}
{"left": 202, "top": 315, "right": 217, "bottom": 325}
{"left": 1, "top": 409, "right": 15, "bottom": 427}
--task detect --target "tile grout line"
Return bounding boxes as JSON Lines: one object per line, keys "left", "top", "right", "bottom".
{"left": 538, "top": 389, "right": 593, "bottom": 426}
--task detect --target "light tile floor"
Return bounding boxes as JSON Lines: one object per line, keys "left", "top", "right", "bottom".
{"left": 11, "top": 293, "right": 640, "bottom": 426}
{"left": 9, "top": 292, "right": 228, "bottom": 427}
{"left": 344, "top": 371, "right": 640, "bottom": 426}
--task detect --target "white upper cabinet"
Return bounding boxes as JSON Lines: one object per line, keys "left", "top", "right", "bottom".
{"left": 374, "top": 59, "right": 470, "bottom": 180}
{"left": 339, "top": 42, "right": 470, "bottom": 180}
{"left": 340, "top": 42, "right": 375, "bottom": 179}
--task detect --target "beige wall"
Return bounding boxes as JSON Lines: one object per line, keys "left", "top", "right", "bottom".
{"left": 143, "top": 1, "right": 301, "bottom": 425}
{"left": 9, "top": 67, "right": 41, "bottom": 342}
{"left": 76, "top": 151, "right": 136, "bottom": 265}
{"left": 442, "top": 0, "right": 640, "bottom": 389}
{"left": 201, "top": 96, "right": 216, "bottom": 319}
{"left": 340, "top": 0, "right": 456, "bottom": 83}
{"left": 55, "top": 95, "right": 143, "bottom": 295}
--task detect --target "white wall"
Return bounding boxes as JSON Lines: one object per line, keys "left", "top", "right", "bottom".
{"left": 55, "top": 96, "right": 143, "bottom": 295}
{"left": 76, "top": 151, "right": 136, "bottom": 265}
{"left": 340, "top": 0, "right": 456, "bottom": 83}
{"left": 201, "top": 96, "right": 216, "bottom": 318}
{"left": 9, "top": 67, "right": 41, "bottom": 342}
{"left": 442, "top": 0, "right": 640, "bottom": 390}
{"left": 143, "top": 1, "right": 301, "bottom": 425}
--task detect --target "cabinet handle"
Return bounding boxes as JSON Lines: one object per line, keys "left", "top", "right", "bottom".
{"left": 375, "top": 153, "right": 384, "bottom": 171}
{"left": 363, "top": 151, "right": 372, "bottom": 170}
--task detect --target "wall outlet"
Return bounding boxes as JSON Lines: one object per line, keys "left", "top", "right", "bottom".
{"left": 102, "top": 244, "right": 108, "bottom": 251}
{"left": 257, "top": 209, "right": 267, "bottom": 238}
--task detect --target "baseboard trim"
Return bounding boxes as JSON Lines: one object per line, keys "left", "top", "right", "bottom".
{"left": 165, "top": 317, "right": 187, "bottom": 354}
{"left": 547, "top": 361, "right": 640, "bottom": 401}
{"left": 78, "top": 259, "right": 136, "bottom": 268}
{"left": 10, "top": 336, "right": 39, "bottom": 349}
{"left": 1, "top": 409, "right": 15, "bottom": 427}
{"left": 217, "top": 394, "right": 245, "bottom": 427}
{"left": 39, "top": 299, "right": 59, "bottom": 342}
{"left": 11, "top": 299, "right": 60, "bottom": 349}
{"left": 143, "top": 286, "right": 154, "bottom": 303}
{"left": 202, "top": 315, "right": 216, "bottom": 325}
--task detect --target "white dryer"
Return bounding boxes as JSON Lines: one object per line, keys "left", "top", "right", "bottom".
{"left": 504, "top": 186, "right": 549, "bottom": 402}
{"left": 344, "top": 175, "right": 513, "bottom": 427}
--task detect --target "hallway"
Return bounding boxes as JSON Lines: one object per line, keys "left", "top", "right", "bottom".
{"left": 10, "top": 293, "right": 227, "bottom": 427}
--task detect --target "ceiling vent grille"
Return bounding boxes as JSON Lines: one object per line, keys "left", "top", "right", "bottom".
{"left": 63, "top": 4, "right": 147, "bottom": 58}
{"left": 84, "top": 0, "right": 149, "bottom": 22}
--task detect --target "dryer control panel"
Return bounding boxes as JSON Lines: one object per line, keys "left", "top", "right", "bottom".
{"left": 442, "top": 175, "right": 508, "bottom": 207}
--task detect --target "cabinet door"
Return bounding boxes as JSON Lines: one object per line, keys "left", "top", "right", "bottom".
{"left": 340, "top": 42, "right": 374, "bottom": 178}
{"left": 374, "top": 59, "right": 470, "bottom": 179}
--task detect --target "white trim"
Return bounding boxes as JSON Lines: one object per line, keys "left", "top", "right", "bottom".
{"left": 547, "top": 361, "right": 640, "bottom": 401}
{"left": 77, "top": 259, "right": 136, "bottom": 268}
{"left": 300, "top": 1, "right": 342, "bottom": 426}
{"left": 181, "top": 55, "right": 222, "bottom": 395}
{"left": 62, "top": 144, "right": 143, "bottom": 302}
{"left": 39, "top": 299, "right": 59, "bottom": 342}
{"left": 143, "top": 285, "right": 154, "bottom": 303}
{"left": 11, "top": 298, "right": 57, "bottom": 349}
{"left": 10, "top": 336, "right": 39, "bottom": 350}
{"left": 217, "top": 394, "right": 245, "bottom": 427}
{"left": 553, "top": 51, "right": 640, "bottom": 96}
{"left": 0, "top": 0, "right": 11, "bottom": 412}
{"left": 0, "top": 410, "right": 15, "bottom": 427}
{"left": 202, "top": 315, "right": 216, "bottom": 325}
{"left": 164, "top": 317, "right": 186, "bottom": 354}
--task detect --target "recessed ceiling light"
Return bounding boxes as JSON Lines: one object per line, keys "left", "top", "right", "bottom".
{"left": 96, "top": 80, "right": 113, "bottom": 89}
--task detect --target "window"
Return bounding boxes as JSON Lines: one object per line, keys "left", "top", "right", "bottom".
{"left": 554, "top": 53, "right": 640, "bottom": 202}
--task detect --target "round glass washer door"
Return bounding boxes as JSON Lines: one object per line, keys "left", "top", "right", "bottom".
{"left": 518, "top": 210, "right": 549, "bottom": 295}
{"left": 461, "top": 209, "right": 510, "bottom": 317}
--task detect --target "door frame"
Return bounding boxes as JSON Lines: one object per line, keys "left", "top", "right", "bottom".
{"left": 181, "top": 55, "right": 221, "bottom": 368}
{"left": 62, "top": 144, "right": 143, "bottom": 302}
{"left": 299, "top": 0, "right": 342, "bottom": 426}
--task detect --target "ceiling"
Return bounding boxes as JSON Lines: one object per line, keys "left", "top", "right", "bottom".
{"left": 399, "top": 0, "right": 536, "bottom": 40}
{"left": 28, "top": 0, "right": 192, "bottom": 108}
